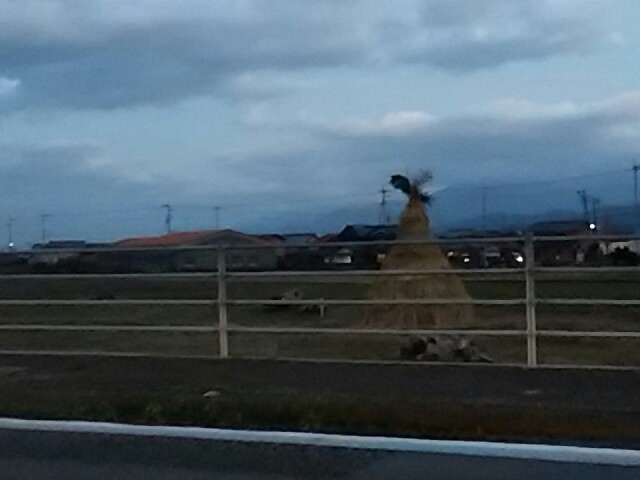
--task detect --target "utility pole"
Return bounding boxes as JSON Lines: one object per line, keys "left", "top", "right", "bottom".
{"left": 591, "top": 197, "right": 600, "bottom": 227}
{"left": 378, "top": 188, "right": 390, "bottom": 224}
{"left": 214, "top": 206, "right": 221, "bottom": 229}
{"left": 7, "top": 217, "right": 15, "bottom": 250}
{"left": 577, "top": 189, "right": 590, "bottom": 222}
{"left": 40, "top": 214, "right": 51, "bottom": 243}
{"left": 633, "top": 162, "right": 639, "bottom": 222}
{"left": 162, "top": 204, "right": 173, "bottom": 233}
{"left": 481, "top": 188, "right": 487, "bottom": 230}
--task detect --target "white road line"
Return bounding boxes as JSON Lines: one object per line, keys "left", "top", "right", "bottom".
{"left": 0, "top": 418, "right": 638, "bottom": 466}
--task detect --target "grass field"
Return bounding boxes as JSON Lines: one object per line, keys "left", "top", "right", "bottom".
{"left": 3, "top": 355, "right": 640, "bottom": 445}
{"left": 0, "top": 271, "right": 639, "bottom": 366}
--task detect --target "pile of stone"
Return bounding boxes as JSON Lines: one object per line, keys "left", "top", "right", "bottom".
{"left": 264, "top": 288, "right": 301, "bottom": 311}
{"left": 399, "top": 335, "right": 493, "bottom": 363}
{"left": 264, "top": 289, "right": 325, "bottom": 316}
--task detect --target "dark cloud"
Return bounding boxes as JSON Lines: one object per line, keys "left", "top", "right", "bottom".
{"left": 152, "top": 91, "right": 640, "bottom": 208}
{"left": 0, "top": 143, "right": 158, "bottom": 208}
{"left": 251, "top": 92, "right": 640, "bottom": 207}
{"left": 0, "top": 0, "right": 612, "bottom": 110}
{"left": 317, "top": 103, "right": 637, "bottom": 188}
{"left": 2, "top": 90, "right": 639, "bottom": 242}
{"left": 217, "top": 94, "right": 638, "bottom": 231}
{"left": 0, "top": 142, "right": 179, "bottom": 242}
{"left": 414, "top": 0, "right": 607, "bottom": 70}
{"left": 0, "top": 0, "right": 371, "bottom": 110}
{"left": 0, "top": 140, "right": 324, "bottom": 243}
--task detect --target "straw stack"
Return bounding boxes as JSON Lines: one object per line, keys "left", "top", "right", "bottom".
{"left": 363, "top": 174, "right": 474, "bottom": 328}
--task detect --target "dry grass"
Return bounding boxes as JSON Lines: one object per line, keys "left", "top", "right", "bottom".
{"left": 0, "top": 273, "right": 639, "bottom": 366}
{"left": 364, "top": 192, "right": 474, "bottom": 328}
{"left": 3, "top": 356, "right": 639, "bottom": 445}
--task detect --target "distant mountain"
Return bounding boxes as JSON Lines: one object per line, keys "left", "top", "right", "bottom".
{"left": 444, "top": 210, "right": 581, "bottom": 233}
{"left": 597, "top": 204, "right": 640, "bottom": 233}
{"left": 245, "top": 199, "right": 640, "bottom": 237}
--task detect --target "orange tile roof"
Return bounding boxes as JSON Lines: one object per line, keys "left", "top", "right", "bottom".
{"left": 115, "top": 229, "right": 275, "bottom": 248}
{"left": 115, "top": 230, "right": 222, "bottom": 248}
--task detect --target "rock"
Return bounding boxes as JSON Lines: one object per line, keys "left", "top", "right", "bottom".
{"left": 264, "top": 289, "right": 302, "bottom": 311}
{"left": 281, "top": 289, "right": 301, "bottom": 300}
{"left": 400, "top": 335, "right": 493, "bottom": 363}
{"left": 298, "top": 301, "right": 327, "bottom": 318}
{"left": 399, "top": 336, "right": 427, "bottom": 359}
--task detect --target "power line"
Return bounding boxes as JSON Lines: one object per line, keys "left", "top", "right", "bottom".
{"left": 51, "top": 206, "right": 159, "bottom": 218}
{"left": 7, "top": 166, "right": 630, "bottom": 223}
{"left": 442, "top": 167, "right": 629, "bottom": 193}
{"left": 174, "top": 191, "right": 378, "bottom": 211}
{"left": 3, "top": 166, "right": 635, "bottom": 244}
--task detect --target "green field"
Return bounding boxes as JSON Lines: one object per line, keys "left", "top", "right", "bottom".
{"left": 0, "top": 272, "right": 639, "bottom": 367}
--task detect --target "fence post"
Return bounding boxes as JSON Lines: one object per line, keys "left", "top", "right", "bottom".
{"left": 217, "top": 243, "right": 229, "bottom": 358}
{"left": 525, "top": 233, "right": 537, "bottom": 367}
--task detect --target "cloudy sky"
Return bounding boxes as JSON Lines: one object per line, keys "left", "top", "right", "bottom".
{"left": 1, "top": 0, "right": 639, "bottom": 244}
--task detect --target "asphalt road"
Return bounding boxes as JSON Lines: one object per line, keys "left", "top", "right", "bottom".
{"left": 0, "top": 428, "right": 639, "bottom": 480}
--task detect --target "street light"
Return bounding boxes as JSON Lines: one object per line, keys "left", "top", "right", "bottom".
{"left": 589, "top": 223, "right": 596, "bottom": 231}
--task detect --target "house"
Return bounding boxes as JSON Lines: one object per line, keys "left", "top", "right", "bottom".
{"left": 313, "top": 233, "right": 339, "bottom": 244}
{"left": 528, "top": 220, "right": 597, "bottom": 266}
{"left": 279, "top": 233, "right": 318, "bottom": 246}
{"left": 322, "top": 224, "right": 398, "bottom": 269}
{"left": 256, "top": 232, "right": 317, "bottom": 255}
{"left": 601, "top": 225, "right": 640, "bottom": 265}
{"left": 256, "top": 233, "right": 325, "bottom": 270}
{"left": 440, "top": 230, "right": 524, "bottom": 269}
{"left": 29, "top": 240, "right": 110, "bottom": 272}
{"left": 605, "top": 239, "right": 640, "bottom": 255}
{"left": 0, "top": 252, "right": 29, "bottom": 274}
{"left": 106, "top": 229, "right": 278, "bottom": 273}
{"left": 333, "top": 224, "right": 397, "bottom": 243}
{"left": 324, "top": 247, "right": 355, "bottom": 267}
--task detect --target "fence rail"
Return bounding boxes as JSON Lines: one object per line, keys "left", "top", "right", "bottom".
{"left": 1, "top": 233, "right": 639, "bottom": 368}
{"left": 0, "top": 325, "right": 218, "bottom": 332}
{"left": 228, "top": 298, "right": 526, "bottom": 306}
{"left": 226, "top": 268, "right": 526, "bottom": 277}
{"left": 0, "top": 299, "right": 216, "bottom": 306}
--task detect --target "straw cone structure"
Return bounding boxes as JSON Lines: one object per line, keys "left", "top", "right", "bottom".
{"left": 363, "top": 178, "right": 474, "bottom": 328}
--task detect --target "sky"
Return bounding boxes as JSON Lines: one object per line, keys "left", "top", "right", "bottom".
{"left": 1, "top": 0, "right": 640, "bottom": 245}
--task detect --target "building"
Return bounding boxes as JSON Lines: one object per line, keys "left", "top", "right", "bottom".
{"left": 333, "top": 224, "right": 397, "bottom": 243}
{"left": 605, "top": 239, "right": 640, "bottom": 255}
{"left": 29, "top": 240, "right": 110, "bottom": 272}
{"left": 0, "top": 252, "right": 29, "bottom": 274}
{"left": 106, "top": 229, "right": 278, "bottom": 273}
{"left": 440, "top": 230, "right": 524, "bottom": 269}
{"left": 322, "top": 224, "right": 398, "bottom": 269}
{"left": 528, "top": 220, "right": 597, "bottom": 266}
{"left": 256, "top": 233, "right": 325, "bottom": 270}
{"left": 278, "top": 233, "right": 318, "bottom": 246}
